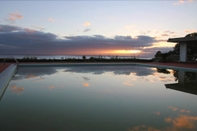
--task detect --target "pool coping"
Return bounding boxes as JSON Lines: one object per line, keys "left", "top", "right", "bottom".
{"left": 0, "top": 64, "right": 17, "bottom": 100}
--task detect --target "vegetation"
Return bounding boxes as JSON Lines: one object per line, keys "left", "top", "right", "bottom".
{"left": 154, "top": 33, "right": 197, "bottom": 62}
{"left": 0, "top": 55, "right": 153, "bottom": 63}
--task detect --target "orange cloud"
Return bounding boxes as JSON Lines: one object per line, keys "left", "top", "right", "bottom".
{"left": 185, "top": 29, "right": 197, "bottom": 33}
{"left": 7, "top": 12, "right": 23, "bottom": 21}
{"left": 83, "top": 22, "right": 91, "bottom": 26}
{"left": 83, "top": 82, "right": 90, "bottom": 87}
{"left": 10, "top": 85, "right": 24, "bottom": 93}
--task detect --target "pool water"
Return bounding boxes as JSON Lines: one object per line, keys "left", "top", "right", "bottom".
{"left": 0, "top": 65, "right": 197, "bottom": 131}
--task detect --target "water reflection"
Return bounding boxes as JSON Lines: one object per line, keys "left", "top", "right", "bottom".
{"left": 12, "top": 66, "right": 58, "bottom": 81}
{"left": 64, "top": 66, "right": 155, "bottom": 76}
{"left": 1, "top": 65, "right": 197, "bottom": 131}
{"left": 12, "top": 66, "right": 197, "bottom": 96}
{"left": 12, "top": 66, "right": 156, "bottom": 81}
{"left": 165, "top": 70, "right": 197, "bottom": 95}
{"left": 129, "top": 106, "right": 197, "bottom": 131}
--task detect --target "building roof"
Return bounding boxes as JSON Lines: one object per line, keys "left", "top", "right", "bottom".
{"left": 165, "top": 83, "right": 197, "bottom": 95}
{"left": 167, "top": 36, "right": 197, "bottom": 43}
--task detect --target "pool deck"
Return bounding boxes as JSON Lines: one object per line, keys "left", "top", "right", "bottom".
{"left": 0, "top": 63, "right": 12, "bottom": 73}
{"left": 0, "top": 64, "right": 17, "bottom": 100}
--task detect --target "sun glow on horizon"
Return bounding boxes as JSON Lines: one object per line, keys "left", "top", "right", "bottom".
{"left": 113, "top": 50, "right": 141, "bottom": 54}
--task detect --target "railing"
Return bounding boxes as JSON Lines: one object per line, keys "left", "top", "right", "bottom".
{"left": 13, "top": 57, "right": 19, "bottom": 65}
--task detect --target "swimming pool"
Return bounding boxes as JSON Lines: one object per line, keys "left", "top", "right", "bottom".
{"left": 0, "top": 65, "right": 197, "bottom": 131}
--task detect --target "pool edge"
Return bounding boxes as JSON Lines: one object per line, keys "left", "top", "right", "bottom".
{"left": 18, "top": 63, "right": 197, "bottom": 72}
{"left": 0, "top": 64, "right": 17, "bottom": 101}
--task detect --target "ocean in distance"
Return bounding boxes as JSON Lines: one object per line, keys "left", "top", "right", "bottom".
{"left": 0, "top": 54, "right": 151, "bottom": 60}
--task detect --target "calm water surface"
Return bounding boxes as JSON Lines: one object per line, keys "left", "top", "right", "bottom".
{"left": 0, "top": 66, "right": 197, "bottom": 131}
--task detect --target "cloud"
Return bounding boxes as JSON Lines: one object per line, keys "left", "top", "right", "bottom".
{"left": 83, "top": 28, "right": 91, "bottom": 32}
{"left": 32, "top": 25, "right": 45, "bottom": 31}
{"left": 6, "top": 11, "right": 23, "bottom": 22}
{"left": 83, "top": 22, "right": 91, "bottom": 26}
{"left": 48, "top": 18, "right": 55, "bottom": 22}
{"left": 0, "top": 24, "right": 162, "bottom": 57}
{"left": 174, "top": 0, "right": 194, "bottom": 5}
{"left": 185, "top": 29, "right": 197, "bottom": 33}
{"left": 0, "top": 24, "right": 21, "bottom": 32}
{"left": 125, "top": 25, "right": 136, "bottom": 30}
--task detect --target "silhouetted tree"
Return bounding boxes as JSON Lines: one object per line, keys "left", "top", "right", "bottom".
{"left": 82, "top": 55, "right": 86, "bottom": 60}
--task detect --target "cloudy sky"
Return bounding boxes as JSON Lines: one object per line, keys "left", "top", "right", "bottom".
{"left": 0, "top": 0, "right": 197, "bottom": 58}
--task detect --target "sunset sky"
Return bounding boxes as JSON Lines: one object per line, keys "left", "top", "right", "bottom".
{"left": 0, "top": 0, "right": 197, "bottom": 58}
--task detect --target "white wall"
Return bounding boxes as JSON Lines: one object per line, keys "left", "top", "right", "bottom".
{"left": 180, "top": 42, "right": 187, "bottom": 62}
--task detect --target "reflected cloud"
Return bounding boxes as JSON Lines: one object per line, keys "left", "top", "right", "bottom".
{"left": 165, "top": 115, "right": 197, "bottom": 130}
{"left": 10, "top": 85, "right": 24, "bottom": 93}
{"left": 154, "top": 112, "right": 161, "bottom": 116}
{"left": 83, "top": 76, "right": 90, "bottom": 81}
{"left": 128, "top": 125, "right": 160, "bottom": 131}
{"left": 12, "top": 67, "right": 59, "bottom": 81}
{"left": 48, "top": 85, "right": 55, "bottom": 89}
{"left": 32, "top": 76, "right": 45, "bottom": 82}
{"left": 123, "top": 81, "right": 133, "bottom": 87}
{"left": 129, "top": 115, "right": 197, "bottom": 131}
{"left": 129, "top": 106, "right": 195, "bottom": 131}
{"left": 153, "top": 72, "right": 174, "bottom": 82}
{"left": 180, "top": 109, "right": 191, "bottom": 113}
{"left": 168, "top": 106, "right": 190, "bottom": 113}
{"left": 168, "top": 106, "right": 178, "bottom": 111}
{"left": 83, "top": 82, "right": 90, "bottom": 87}
{"left": 64, "top": 66, "right": 156, "bottom": 76}
{"left": 25, "top": 75, "right": 37, "bottom": 79}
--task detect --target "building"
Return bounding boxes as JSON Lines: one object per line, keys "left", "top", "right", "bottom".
{"left": 167, "top": 33, "right": 197, "bottom": 62}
